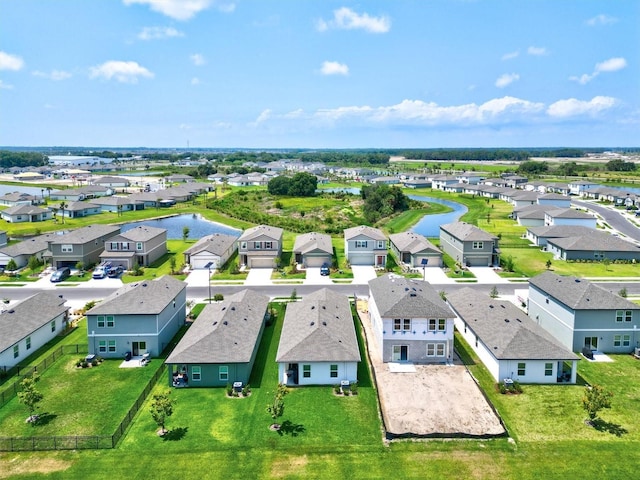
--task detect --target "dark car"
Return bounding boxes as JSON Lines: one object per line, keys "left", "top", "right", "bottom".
{"left": 50, "top": 266, "right": 71, "bottom": 283}
{"left": 107, "top": 266, "right": 124, "bottom": 278}
{"left": 320, "top": 263, "right": 330, "bottom": 276}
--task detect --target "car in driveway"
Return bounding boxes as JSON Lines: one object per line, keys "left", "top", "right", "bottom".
{"left": 92, "top": 262, "right": 112, "bottom": 279}
{"left": 107, "top": 265, "right": 124, "bottom": 278}
{"left": 320, "top": 263, "right": 330, "bottom": 276}
{"left": 50, "top": 266, "right": 71, "bottom": 283}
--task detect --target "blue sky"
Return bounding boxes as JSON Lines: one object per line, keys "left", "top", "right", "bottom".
{"left": 0, "top": 0, "right": 638, "bottom": 149}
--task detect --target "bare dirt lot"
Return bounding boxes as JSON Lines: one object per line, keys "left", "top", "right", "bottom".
{"left": 357, "top": 305, "right": 505, "bottom": 438}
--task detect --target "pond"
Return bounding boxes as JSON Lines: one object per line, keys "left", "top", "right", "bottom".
{"left": 408, "top": 195, "right": 467, "bottom": 237}
{"left": 122, "top": 214, "right": 241, "bottom": 240}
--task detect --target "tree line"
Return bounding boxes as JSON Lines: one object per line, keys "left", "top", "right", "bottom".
{"left": 0, "top": 150, "right": 48, "bottom": 168}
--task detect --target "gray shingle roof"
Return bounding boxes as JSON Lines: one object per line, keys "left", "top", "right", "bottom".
{"left": 369, "top": 274, "right": 454, "bottom": 318}
{"left": 117, "top": 225, "right": 166, "bottom": 242}
{"left": 165, "top": 290, "right": 269, "bottom": 364}
{"left": 48, "top": 224, "right": 120, "bottom": 244}
{"left": 0, "top": 292, "right": 70, "bottom": 354}
{"left": 546, "top": 208, "right": 594, "bottom": 219}
{"left": 2, "top": 205, "right": 49, "bottom": 216}
{"left": 344, "top": 225, "right": 386, "bottom": 241}
{"left": 293, "top": 232, "right": 333, "bottom": 255}
{"left": 184, "top": 233, "right": 239, "bottom": 256}
{"left": 389, "top": 231, "right": 441, "bottom": 255}
{"left": 276, "top": 288, "right": 361, "bottom": 363}
{"left": 238, "top": 224, "right": 284, "bottom": 242}
{"left": 440, "top": 222, "right": 497, "bottom": 242}
{"left": 0, "top": 233, "right": 56, "bottom": 257}
{"left": 87, "top": 275, "right": 186, "bottom": 315}
{"left": 548, "top": 231, "right": 640, "bottom": 252}
{"left": 447, "top": 288, "right": 578, "bottom": 361}
{"left": 528, "top": 271, "right": 640, "bottom": 311}
{"left": 526, "top": 225, "right": 595, "bottom": 238}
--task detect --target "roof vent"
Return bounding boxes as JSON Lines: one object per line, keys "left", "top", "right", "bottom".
{"left": 575, "top": 279, "right": 581, "bottom": 283}
{"left": 310, "top": 321, "right": 315, "bottom": 326}
{"left": 142, "top": 283, "right": 147, "bottom": 287}
{"left": 7, "top": 309, "right": 14, "bottom": 314}
{"left": 311, "top": 306, "right": 315, "bottom": 310}
{"left": 409, "top": 293, "right": 417, "bottom": 297}
{"left": 504, "top": 319, "right": 510, "bottom": 323}
{"left": 322, "top": 321, "right": 327, "bottom": 326}
{"left": 489, "top": 305, "right": 494, "bottom": 309}
{"left": 223, "top": 321, "right": 228, "bottom": 325}
{"left": 213, "top": 321, "right": 218, "bottom": 325}
{"left": 222, "top": 307, "right": 226, "bottom": 311}
{"left": 231, "top": 306, "right": 235, "bottom": 311}
{"left": 500, "top": 305, "right": 505, "bottom": 308}
{"left": 322, "top": 306, "right": 326, "bottom": 309}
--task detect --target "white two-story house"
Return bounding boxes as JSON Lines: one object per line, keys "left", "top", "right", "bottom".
{"left": 344, "top": 225, "right": 387, "bottom": 267}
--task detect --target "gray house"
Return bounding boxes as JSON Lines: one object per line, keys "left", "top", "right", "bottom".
{"left": 183, "top": 233, "right": 239, "bottom": 269}
{"left": 546, "top": 231, "right": 640, "bottom": 262}
{"left": 389, "top": 231, "right": 442, "bottom": 268}
{"left": 165, "top": 290, "right": 269, "bottom": 387}
{"left": 46, "top": 224, "right": 121, "bottom": 269}
{"left": 90, "top": 196, "right": 144, "bottom": 213}
{"left": 276, "top": 288, "right": 360, "bottom": 386}
{"left": 344, "top": 225, "right": 387, "bottom": 266}
{"left": 448, "top": 288, "right": 578, "bottom": 384}
{"left": 0, "top": 292, "right": 70, "bottom": 369}
{"left": 528, "top": 272, "right": 640, "bottom": 353}
{"left": 100, "top": 226, "right": 167, "bottom": 268}
{"left": 0, "top": 205, "right": 52, "bottom": 223}
{"left": 58, "top": 201, "right": 101, "bottom": 218}
{"left": 293, "top": 232, "right": 333, "bottom": 268}
{"left": 237, "top": 224, "right": 283, "bottom": 268}
{"left": 0, "top": 233, "right": 55, "bottom": 269}
{"left": 86, "top": 275, "right": 187, "bottom": 358}
{"left": 368, "top": 274, "right": 456, "bottom": 363}
{"left": 439, "top": 222, "right": 499, "bottom": 267}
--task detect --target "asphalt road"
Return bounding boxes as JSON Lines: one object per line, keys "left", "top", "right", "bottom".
{"left": 572, "top": 199, "right": 640, "bottom": 242}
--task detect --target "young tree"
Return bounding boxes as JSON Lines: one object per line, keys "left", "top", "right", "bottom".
{"left": 182, "top": 227, "right": 190, "bottom": 241}
{"left": 6, "top": 258, "right": 17, "bottom": 273}
{"left": 59, "top": 201, "right": 67, "bottom": 224}
{"left": 489, "top": 285, "right": 499, "bottom": 298}
{"left": 149, "top": 389, "right": 175, "bottom": 435}
{"left": 266, "top": 384, "right": 288, "bottom": 430}
{"left": 169, "top": 256, "right": 176, "bottom": 274}
{"left": 28, "top": 255, "right": 40, "bottom": 273}
{"left": 619, "top": 287, "right": 628, "bottom": 298}
{"left": 602, "top": 257, "right": 611, "bottom": 271}
{"left": 582, "top": 384, "right": 613, "bottom": 423}
{"left": 18, "top": 374, "right": 43, "bottom": 425}
{"left": 545, "top": 259, "right": 552, "bottom": 270}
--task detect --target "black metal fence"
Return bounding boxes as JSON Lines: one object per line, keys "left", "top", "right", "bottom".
{"left": 0, "top": 354, "right": 165, "bottom": 451}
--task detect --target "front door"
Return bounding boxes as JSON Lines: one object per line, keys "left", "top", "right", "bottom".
{"left": 584, "top": 337, "right": 598, "bottom": 350}
{"left": 376, "top": 255, "right": 386, "bottom": 266}
{"left": 132, "top": 341, "right": 147, "bottom": 356}
{"left": 392, "top": 345, "right": 408, "bottom": 362}
{"left": 287, "top": 363, "right": 299, "bottom": 385}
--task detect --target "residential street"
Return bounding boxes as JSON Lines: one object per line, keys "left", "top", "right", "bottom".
{"left": 572, "top": 199, "right": 640, "bottom": 242}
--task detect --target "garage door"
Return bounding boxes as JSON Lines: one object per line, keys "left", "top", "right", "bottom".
{"left": 249, "top": 257, "right": 275, "bottom": 268}
{"left": 305, "top": 255, "right": 330, "bottom": 267}
{"left": 192, "top": 258, "right": 220, "bottom": 269}
{"left": 349, "top": 253, "right": 373, "bottom": 266}
{"left": 466, "top": 256, "right": 489, "bottom": 267}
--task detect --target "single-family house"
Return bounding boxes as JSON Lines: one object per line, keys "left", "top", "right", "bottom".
{"left": 568, "top": 181, "right": 600, "bottom": 196}
{"left": 389, "top": 231, "right": 442, "bottom": 268}
{"left": 513, "top": 205, "right": 553, "bottom": 227}
{"left": 431, "top": 175, "right": 459, "bottom": 190}
{"left": 49, "top": 185, "right": 112, "bottom": 201}
{"left": 58, "top": 201, "right": 101, "bottom": 218}
{"left": 0, "top": 205, "right": 52, "bottom": 223}
{"left": 92, "top": 176, "right": 131, "bottom": 188}
{"left": 86, "top": 275, "right": 187, "bottom": 358}
{"left": 165, "top": 290, "right": 269, "bottom": 387}
{"left": 510, "top": 191, "right": 539, "bottom": 208}
{"left": 344, "top": 225, "right": 387, "bottom": 267}
{"left": 0, "top": 192, "right": 36, "bottom": 207}
{"left": 166, "top": 174, "right": 195, "bottom": 184}
{"left": 525, "top": 225, "right": 596, "bottom": 247}
{"left": 0, "top": 233, "right": 54, "bottom": 269}
{"left": 276, "top": 288, "right": 360, "bottom": 386}
{"left": 237, "top": 224, "right": 283, "bottom": 268}
{"left": 368, "top": 274, "right": 455, "bottom": 363}
{"left": 528, "top": 272, "right": 640, "bottom": 353}
{"left": 544, "top": 208, "right": 597, "bottom": 228}
{"left": 293, "top": 232, "right": 333, "bottom": 268}
{"left": 90, "top": 196, "right": 144, "bottom": 213}
{"left": 547, "top": 231, "right": 640, "bottom": 262}
{"left": 100, "top": 226, "right": 167, "bottom": 269}
{"left": 448, "top": 288, "right": 579, "bottom": 384}
{"left": 0, "top": 292, "right": 70, "bottom": 369}
{"left": 46, "top": 224, "right": 121, "bottom": 269}
{"left": 439, "top": 222, "right": 499, "bottom": 267}
{"left": 183, "top": 233, "right": 239, "bottom": 269}
{"left": 537, "top": 193, "right": 571, "bottom": 209}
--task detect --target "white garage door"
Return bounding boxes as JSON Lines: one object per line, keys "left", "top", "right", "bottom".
{"left": 305, "top": 255, "right": 331, "bottom": 267}
{"left": 249, "top": 257, "right": 275, "bottom": 268}
{"left": 192, "top": 258, "right": 220, "bottom": 269}
{"left": 349, "top": 253, "right": 373, "bottom": 266}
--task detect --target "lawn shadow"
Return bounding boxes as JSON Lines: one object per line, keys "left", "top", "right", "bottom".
{"left": 276, "top": 420, "right": 305, "bottom": 437}
{"left": 163, "top": 426, "right": 188, "bottom": 441}
{"left": 591, "top": 419, "right": 628, "bottom": 437}
{"left": 248, "top": 305, "right": 282, "bottom": 388}
{"left": 34, "top": 412, "right": 57, "bottom": 426}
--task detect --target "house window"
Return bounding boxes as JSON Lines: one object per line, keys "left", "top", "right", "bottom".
{"left": 240, "top": 242, "right": 247, "bottom": 250}
{"left": 428, "top": 319, "right": 436, "bottom": 331}
{"left": 254, "top": 241, "right": 262, "bottom": 250}
{"left": 594, "top": 251, "right": 604, "bottom": 259}
{"left": 13, "top": 344, "right": 19, "bottom": 358}
{"left": 61, "top": 244, "right": 73, "bottom": 252}
{"left": 438, "top": 319, "right": 446, "bottom": 331}
{"left": 219, "top": 366, "right": 229, "bottom": 381}
{"left": 394, "top": 319, "right": 411, "bottom": 331}
{"left": 427, "top": 343, "right": 446, "bottom": 357}
{"left": 264, "top": 241, "right": 273, "bottom": 249}
{"left": 403, "top": 319, "right": 411, "bottom": 331}
{"left": 544, "top": 363, "right": 553, "bottom": 376}
{"left": 98, "top": 340, "right": 107, "bottom": 353}
{"left": 355, "top": 240, "right": 368, "bottom": 248}
{"left": 108, "top": 340, "right": 116, "bottom": 353}
{"left": 303, "top": 364, "right": 311, "bottom": 378}
{"left": 517, "top": 362, "right": 526, "bottom": 376}
{"left": 377, "top": 240, "right": 385, "bottom": 249}
{"left": 614, "top": 335, "right": 621, "bottom": 347}
{"left": 97, "top": 316, "right": 105, "bottom": 327}
{"left": 110, "top": 242, "right": 119, "bottom": 250}
{"left": 136, "top": 242, "right": 143, "bottom": 250}
{"left": 122, "top": 242, "right": 130, "bottom": 251}
{"left": 436, "top": 343, "right": 445, "bottom": 357}
{"left": 26, "top": 336, "right": 31, "bottom": 350}
{"left": 192, "top": 366, "right": 201, "bottom": 381}
{"left": 330, "top": 364, "right": 338, "bottom": 378}
{"left": 51, "top": 320, "right": 56, "bottom": 332}
{"left": 106, "top": 316, "right": 115, "bottom": 328}
{"left": 615, "top": 310, "right": 632, "bottom": 322}
{"left": 623, "top": 335, "right": 631, "bottom": 347}
{"left": 472, "top": 241, "right": 484, "bottom": 249}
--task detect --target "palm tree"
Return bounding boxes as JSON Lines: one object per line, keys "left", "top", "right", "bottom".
{"left": 46, "top": 186, "right": 52, "bottom": 198}
{"left": 59, "top": 201, "right": 67, "bottom": 224}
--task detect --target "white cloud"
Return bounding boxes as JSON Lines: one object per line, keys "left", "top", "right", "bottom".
{"left": 527, "top": 46, "right": 548, "bottom": 56}
{"left": 32, "top": 70, "right": 72, "bottom": 81}
{"left": 179, "top": 123, "right": 191, "bottom": 130}
{"left": 595, "top": 57, "right": 627, "bottom": 73}
{"left": 501, "top": 50, "right": 519, "bottom": 61}
{"left": 547, "top": 96, "right": 617, "bottom": 118}
{"left": 317, "top": 7, "right": 390, "bottom": 33}
{"left": 250, "top": 109, "right": 272, "bottom": 127}
{"left": 570, "top": 57, "right": 627, "bottom": 84}
{"left": 89, "top": 60, "right": 154, "bottom": 83}
{"left": 320, "top": 61, "right": 349, "bottom": 76}
{"left": 190, "top": 54, "right": 206, "bottom": 66}
{"left": 0, "top": 51, "right": 24, "bottom": 71}
{"left": 0, "top": 80, "right": 14, "bottom": 89}
{"left": 191, "top": 77, "right": 201, "bottom": 85}
{"left": 586, "top": 14, "right": 617, "bottom": 26}
{"left": 495, "top": 73, "right": 520, "bottom": 88}
{"left": 123, "top": 0, "right": 233, "bottom": 21}
{"left": 138, "top": 26, "right": 184, "bottom": 40}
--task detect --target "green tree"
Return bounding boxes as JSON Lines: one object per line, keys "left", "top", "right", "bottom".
{"left": 6, "top": 258, "right": 17, "bottom": 272}
{"left": 618, "top": 287, "right": 628, "bottom": 298}
{"left": 602, "top": 257, "right": 611, "bottom": 270}
{"left": 288, "top": 172, "right": 317, "bottom": 197}
{"left": 266, "top": 384, "right": 288, "bottom": 430}
{"left": 59, "top": 201, "right": 67, "bottom": 224}
{"left": 169, "top": 256, "right": 177, "bottom": 274}
{"left": 489, "top": 285, "right": 499, "bottom": 298}
{"left": 18, "top": 374, "right": 43, "bottom": 425}
{"left": 149, "top": 389, "right": 175, "bottom": 435}
{"left": 545, "top": 259, "right": 552, "bottom": 270}
{"left": 267, "top": 176, "right": 291, "bottom": 195}
{"left": 582, "top": 384, "right": 613, "bottom": 422}
{"left": 182, "top": 227, "right": 190, "bottom": 241}
{"left": 27, "top": 255, "right": 40, "bottom": 273}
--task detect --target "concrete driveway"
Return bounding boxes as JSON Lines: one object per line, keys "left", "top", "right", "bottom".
{"left": 351, "top": 265, "right": 377, "bottom": 284}
{"left": 184, "top": 269, "right": 213, "bottom": 287}
{"left": 423, "top": 268, "right": 455, "bottom": 284}
{"left": 245, "top": 268, "right": 273, "bottom": 286}
{"left": 468, "top": 267, "right": 511, "bottom": 284}
{"left": 304, "top": 267, "right": 333, "bottom": 285}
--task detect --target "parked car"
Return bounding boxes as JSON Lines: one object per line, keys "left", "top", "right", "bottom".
{"left": 50, "top": 266, "right": 71, "bottom": 283}
{"left": 92, "top": 262, "right": 112, "bottom": 279}
{"left": 107, "top": 265, "right": 124, "bottom": 278}
{"left": 320, "top": 263, "right": 330, "bottom": 276}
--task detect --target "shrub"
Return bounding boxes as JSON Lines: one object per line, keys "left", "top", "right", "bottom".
{"left": 499, "top": 383, "right": 507, "bottom": 394}
{"left": 350, "top": 382, "right": 358, "bottom": 395}
{"left": 242, "top": 384, "right": 251, "bottom": 396}
{"left": 513, "top": 381, "right": 523, "bottom": 394}
{"left": 334, "top": 385, "right": 341, "bottom": 395}
{"left": 226, "top": 383, "right": 233, "bottom": 397}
